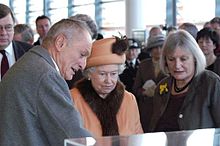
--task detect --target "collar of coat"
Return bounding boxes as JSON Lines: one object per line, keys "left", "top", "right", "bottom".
{"left": 76, "top": 78, "right": 125, "bottom": 136}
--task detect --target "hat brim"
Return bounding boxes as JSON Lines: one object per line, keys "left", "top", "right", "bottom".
{"left": 147, "top": 42, "right": 164, "bottom": 50}
{"left": 86, "top": 54, "right": 126, "bottom": 68}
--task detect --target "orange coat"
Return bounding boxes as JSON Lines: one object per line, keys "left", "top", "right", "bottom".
{"left": 70, "top": 88, "right": 143, "bottom": 137}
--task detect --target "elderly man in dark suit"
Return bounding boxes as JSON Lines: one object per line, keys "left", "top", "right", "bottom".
{"left": 0, "top": 4, "right": 32, "bottom": 80}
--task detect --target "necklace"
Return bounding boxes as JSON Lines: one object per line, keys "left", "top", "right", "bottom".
{"left": 174, "top": 78, "right": 193, "bottom": 93}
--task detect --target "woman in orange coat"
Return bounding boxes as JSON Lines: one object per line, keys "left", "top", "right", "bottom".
{"left": 70, "top": 36, "right": 143, "bottom": 137}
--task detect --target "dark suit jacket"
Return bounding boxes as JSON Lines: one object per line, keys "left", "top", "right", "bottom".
{"left": 132, "top": 58, "right": 167, "bottom": 132}
{"left": 33, "top": 38, "right": 41, "bottom": 46}
{"left": 206, "top": 56, "right": 220, "bottom": 76}
{"left": 119, "top": 59, "right": 140, "bottom": 93}
{"left": 12, "top": 41, "right": 33, "bottom": 60}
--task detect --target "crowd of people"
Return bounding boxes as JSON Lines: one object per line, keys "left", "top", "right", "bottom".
{"left": 1, "top": 3, "right": 220, "bottom": 146}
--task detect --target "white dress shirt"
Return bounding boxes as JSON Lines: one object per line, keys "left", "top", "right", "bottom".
{"left": 0, "top": 43, "right": 15, "bottom": 81}
{"left": 50, "top": 56, "right": 61, "bottom": 76}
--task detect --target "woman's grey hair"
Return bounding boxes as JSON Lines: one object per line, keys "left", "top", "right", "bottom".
{"left": 83, "top": 64, "right": 125, "bottom": 78}
{"left": 160, "top": 30, "right": 206, "bottom": 76}
{"left": 14, "top": 24, "right": 34, "bottom": 43}
{"left": 69, "top": 14, "right": 98, "bottom": 40}
{"left": 178, "top": 22, "right": 198, "bottom": 39}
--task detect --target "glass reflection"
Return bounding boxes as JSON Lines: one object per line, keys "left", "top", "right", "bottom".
{"left": 85, "top": 137, "right": 96, "bottom": 146}
{"left": 187, "top": 129, "right": 215, "bottom": 146}
{"left": 65, "top": 128, "right": 220, "bottom": 146}
{"left": 128, "top": 132, "right": 167, "bottom": 146}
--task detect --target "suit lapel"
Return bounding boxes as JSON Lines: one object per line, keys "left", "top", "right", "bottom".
{"left": 12, "top": 41, "right": 26, "bottom": 60}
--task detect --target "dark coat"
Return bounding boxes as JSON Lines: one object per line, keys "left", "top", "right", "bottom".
{"left": 132, "top": 58, "right": 167, "bottom": 132}
{"left": 12, "top": 40, "right": 33, "bottom": 60}
{"left": 133, "top": 58, "right": 167, "bottom": 100}
{"left": 206, "top": 56, "right": 220, "bottom": 76}
{"left": 119, "top": 59, "right": 140, "bottom": 93}
{"left": 33, "top": 38, "right": 41, "bottom": 46}
{"left": 149, "top": 70, "right": 220, "bottom": 132}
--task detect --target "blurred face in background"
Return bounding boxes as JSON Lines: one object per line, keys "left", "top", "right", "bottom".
{"left": 13, "top": 33, "right": 22, "bottom": 42}
{"left": 36, "top": 18, "right": 51, "bottom": 39}
{"left": 150, "top": 46, "right": 163, "bottom": 61}
{"left": 211, "top": 22, "right": 220, "bottom": 36}
{"left": 197, "top": 37, "right": 216, "bottom": 56}
{"left": 0, "top": 13, "right": 14, "bottom": 50}
{"left": 149, "top": 27, "right": 162, "bottom": 37}
{"left": 126, "top": 48, "right": 140, "bottom": 61}
{"left": 89, "top": 64, "right": 119, "bottom": 98}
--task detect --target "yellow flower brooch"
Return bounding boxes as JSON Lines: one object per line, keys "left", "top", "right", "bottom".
{"left": 159, "top": 83, "right": 168, "bottom": 95}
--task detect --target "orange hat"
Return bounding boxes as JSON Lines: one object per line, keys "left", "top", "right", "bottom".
{"left": 86, "top": 37, "right": 127, "bottom": 68}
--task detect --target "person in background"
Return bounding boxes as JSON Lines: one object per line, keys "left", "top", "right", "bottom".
{"left": 67, "top": 14, "right": 99, "bottom": 89}
{"left": 119, "top": 38, "right": 141, "bottom": 93}
{"left": 0, "top": 19, "right": 92, "bottom": 146}
{"left": 138, "top": 26, "right": 163, "bottom": 61}
{"left": 133, "top": 34, "right": 167, "bottom": 132}
{"left": 69, "top": 14, "right": 98, "bottom": 40}
{"left": 210, "top": 17, "right": 220, "bottom": 56}
{"left": 178, "top": 22, "right": 198, "bottom": 39}
{"left": 13, "top": 24, "right": 34, "bottom": 45}
{"left": 70, "top": 36, "right": 143, "bottom": 137}
{"left": 70, "top": 14, "right": 104, "bottom": 40}
{"left": 149, "top": 26, "right": 163, "bottom": 37}
{"left": 203, "top": 21, "right": 211, "bottom": 28}
{"left": 196, "top": 27, "right": 220, "bottom": 76}
{"left": 0, "top": 4, "right": 32, "bottom": 81}
{"left": 33, "top": 15, "right": 51, "bottom": 46}
{"left": 210, "top": 17, "right": 220, "bottom": 34}
{"left": 149, "top": 30, "right": 220, "bottom": 132}
{"left": 166, "top": 25, "right": 177, "bottom": 35}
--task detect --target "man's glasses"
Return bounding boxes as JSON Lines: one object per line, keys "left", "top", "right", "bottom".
{"left": 0, "top": 24, "right": 14, "bottom": 32}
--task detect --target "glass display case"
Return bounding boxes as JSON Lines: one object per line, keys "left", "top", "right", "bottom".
{"left": 64, "top": 128, "right": 220, "bottom": 146}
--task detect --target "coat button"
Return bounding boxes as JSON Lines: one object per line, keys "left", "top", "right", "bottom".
{"left": 179, "top": 114, "right": 183, "bottom": 118}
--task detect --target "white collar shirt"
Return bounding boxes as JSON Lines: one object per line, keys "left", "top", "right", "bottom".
{"left": 50, "top": 56, "right": 61, "bottom": 76}
{"left": 0, "top": 43, "right": 15, "bottom": 81}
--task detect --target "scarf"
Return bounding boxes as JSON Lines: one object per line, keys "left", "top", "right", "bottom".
{"left": 76, "top": 79, "right": 125, "bottom": 136}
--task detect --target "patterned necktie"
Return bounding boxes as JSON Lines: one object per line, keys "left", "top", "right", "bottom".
{"left": 0, "top": 50, "right": 9, "bottom": 79}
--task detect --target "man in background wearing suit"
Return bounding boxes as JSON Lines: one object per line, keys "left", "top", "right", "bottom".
{"left": 0, "top": 4, "right": 33, "bottom": 81}
{"left": 33, "top": 15, "right": 51, "bottom": 46}
{"left": 119, "top": 38, "right": 141, "bottom": 93}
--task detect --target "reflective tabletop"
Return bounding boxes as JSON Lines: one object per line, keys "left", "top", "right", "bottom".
{"left": 64, "top": 128, "right": 220, "bottom": 146}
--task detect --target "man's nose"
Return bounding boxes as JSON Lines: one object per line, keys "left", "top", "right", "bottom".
{"left": 79, "top": 58, "right": 87, "bottom": 70}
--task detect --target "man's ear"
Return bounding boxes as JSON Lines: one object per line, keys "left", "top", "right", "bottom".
{"left": 55, "top": 34, "right": 67, "bottom": 51}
